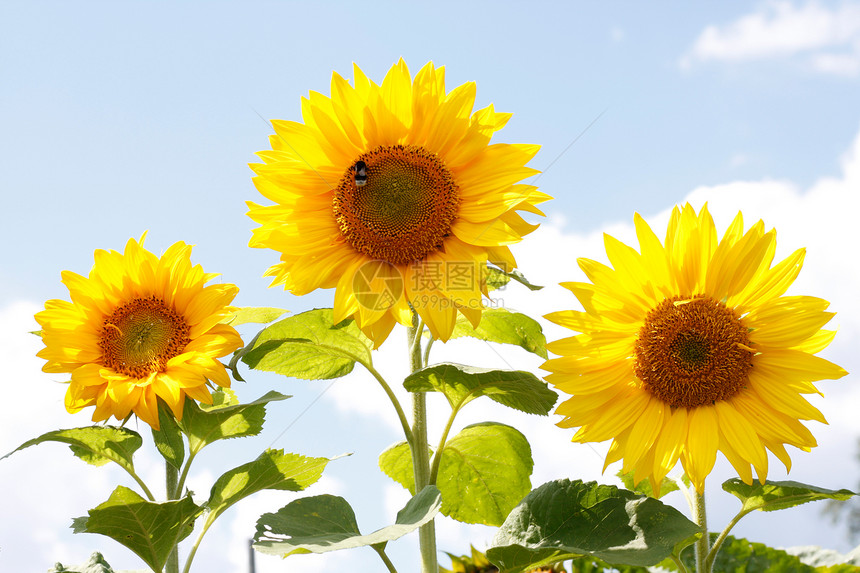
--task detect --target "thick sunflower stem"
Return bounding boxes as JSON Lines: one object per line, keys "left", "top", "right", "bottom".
{"left": 412, "top": 391, "right": 436, "bottom": 573}
{"left": 693, "top": 486, "right": 710, "bottom": 573}
{"left": 166, "top": 461, "right": 180, "bottom": 573}
{"left": 407, "top": 323, "right": 437, "bottom": 573}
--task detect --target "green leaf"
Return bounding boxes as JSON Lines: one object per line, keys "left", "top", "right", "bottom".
{"left": 48, "top": 552, "right": 121, "bottom": 573}
{"left": 487, "top": 266, "right": 543, "bottom": 291}
{"left": 70, "top": 516, "right": 89, "bottom": 534}
{"left": 227, "top": 346, "right": 248, "bottom": 382}
{"left": 672, "top": 534, "right": 816, "bottom": 573}
{"left": 3, "top": 426, "right": 142, "bottom": 473}
{"left": 226, "top": 309, "right": 289, "bottom": 381}
{"left": 617, "top": 470, "right": 690, "bottom": 500}
{"left": 178, "top": 391, "right": 289, "bottom": 453}
{"left": 380, "top": 423, "right": 533, "bottom": 526}
{"left": 225, "top": 306, "right": 289, "bottom": 326}
{"left": 723, "top": 479, "right": 857, "bottom": 513}
{"left": 566, "top": 556, "right": 651, "bottom": 572}
{"left": 404, "top": 363, "right": 557, "bottom": 416}
{"left": 76, "top": 486, "right": 203, "bottom": 573}
{"left": 446, "top": 308, "right": 548, "bottom": 358}
{"left": 486, "top": 479, "right": 700, "bottom": 572}
{"left": 378, "top": 442, "right": 416, "bottom": 493}
{"left": 48, "top": 552, "right": 153, "bottom": 573}
{"left": 822, "top": 565, "right": 860, "bottom": 573}
{"left": 438, "top": 423, "right": 532, "bottom": 525}
{"left": 253, "top": 486, "right": 441, "bottom": 556}
{"left": 485, "top": 266, "right": 511, "bottom": 292}
{"left": 207, "top": 449, "right": 329, "bottom": 523}
{"left": 204, "top": 387, "right": 241, "bottom": 408}
{"left": 151, "top": 402, "right": 185, "bottom": 470}
{"left": 241, "top": 308, "right": 371, "bottom": 380}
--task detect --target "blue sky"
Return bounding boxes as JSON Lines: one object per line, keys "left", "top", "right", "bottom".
{"left": 2, "top": 1, "right": 860, "bottom": 571}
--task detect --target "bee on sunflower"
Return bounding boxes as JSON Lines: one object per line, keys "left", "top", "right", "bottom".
{"left": 247, "top": 59, "right": 549, "bottom": 346}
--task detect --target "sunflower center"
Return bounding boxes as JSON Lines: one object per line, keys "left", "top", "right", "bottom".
{"left": 671, "top": 331, "right": 710, "bottom": 369}
{"left": 98, "top": 296, "right": 190, "bottom": 379}
{"left": 333, "top": 144, "right": 459, "bottom": 265}
{"left": 634, "top": 295, "right": 754, "bottom": 408}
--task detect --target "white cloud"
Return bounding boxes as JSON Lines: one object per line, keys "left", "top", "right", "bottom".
{"left": 811, "top": 47, "right": 860, "bottom": 75}
{"left": 383, "top": 482, "right": 411, "bottom": 522}
{"left": 681, "top": 1, "right": 860, "bottom": 75}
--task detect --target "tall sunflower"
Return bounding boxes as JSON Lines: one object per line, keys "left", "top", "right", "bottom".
{"left": 543, "top": 203, "right": 847, "bottom": 492}
{"left": 247, "top": 59, "right": 548, "bottom": 346}
{"left": 36, "top": 236, "right": 243, "bottom": 430}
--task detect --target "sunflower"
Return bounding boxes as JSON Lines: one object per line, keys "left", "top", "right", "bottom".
{"left": 543, "top": 203, "right": 847, "bottom": 492}
{"left": 35, "top": 236, "right": 243, "bottom": 430}
{"left": 247, "top": 59, "right": 548, "bottom": 346}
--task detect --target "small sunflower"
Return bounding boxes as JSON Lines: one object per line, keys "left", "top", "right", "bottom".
{"left": 543, "top": 203, "right": 847, "bottom": 492}
{"left": 36, "top": 236, "right": 243, "bottom": 430}
{"left": 247, "top": 59, "right": 548, "bottom": 346}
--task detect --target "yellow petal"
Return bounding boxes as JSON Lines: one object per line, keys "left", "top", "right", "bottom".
{"left": 715, "top": 400, "right": 768, "bottom": 476}
{"left": 651, "top": 407, "right": 687, "bottom": 485}
{"left": 682, "top": 405, "right": 718, "bottom": 492}
{"left": 623, "top": 398, "right": 666, "bottom": 468}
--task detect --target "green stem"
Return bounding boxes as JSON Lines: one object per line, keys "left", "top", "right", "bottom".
{"left": 410, "top": 318, "right": 424, "bottom": 360}
{"left": 407, "top": 320, "right": 423, "bottom": 374}
{"left": 127, "top": 469, "right": 157, "bottom": 502}
{"left": 692, "top": 486, "right": 709, "bottom": 573}
{"left": 175, "top": 450, "right": 198, "bottom": 500}
{"left": 373, "top": 545, "right": 400, "bottom": 573}
{"left": 669, "top": 552, "right": 690, "bottom": 573}
{"left": 407, "top": 321, "right": 437, "bottom": 573}
{"left": 412, "top": 392, "right": 436, "bottom": 573}
{"left": 706, "top": 508, "right": 750, "bottom": 572}
{"left": 165, "top": 462, "right": 180, "bottom": 573}
{"left": 181, "top": 516, "right": 215, "bottom": 573}
{"left": 428, "top": 407, "right": 458, "bottom": 485}
{"left": 422, "top": 335, "right": 435, "bottom": 368}
{"left": 363, "top": 361, "right": 414, "bottom": 446}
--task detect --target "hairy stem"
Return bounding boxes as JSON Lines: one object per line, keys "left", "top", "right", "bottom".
{"left": 707, "top": 508, "right": 750, "bottom": 571}
{"left": 669, "top": 552, "right": 689, "bottom": 573}
{"left": 422, "top": 335, "right": 435, "bottom": 368}
{"left": 407, "top": 321, "right": 437, "bottom": 573}
{"left": 181, "top": 516, "right": 215, "bottom": 573}
{"left": 175, "top": 450, "right": 197, "bottom": 501}
{"left": 693, "top": 486, "right": 709, "bottom": 573}
{"left": 429, "top": 407, "right": 458, "bottom": 485}
{"left": 165, "top": 462, "right": 180, "bottom": 573}
{"left": 373, "top": 545, "right": 400, "bottom": 573}
{"left": 127, "top": 469, "right": 156, "bottom": 502}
